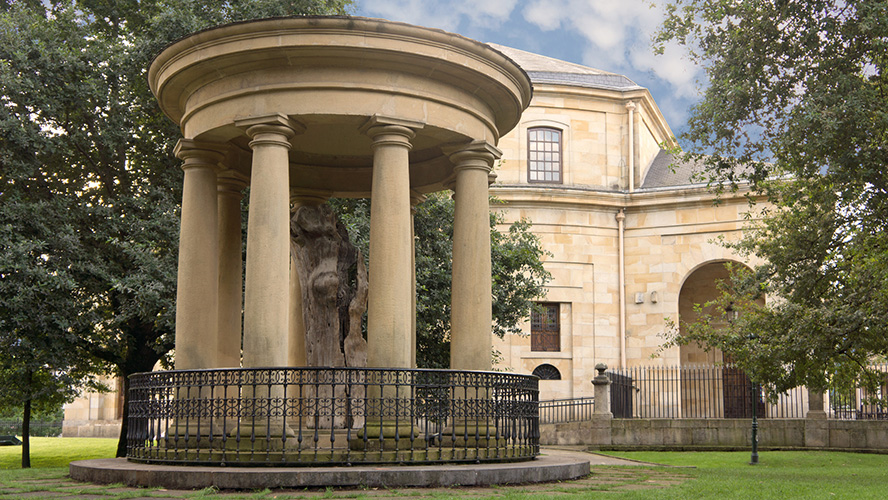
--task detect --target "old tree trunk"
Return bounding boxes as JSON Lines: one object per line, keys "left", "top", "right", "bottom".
{"left": 290, "top": 203, "right": 368, "bottom": 427}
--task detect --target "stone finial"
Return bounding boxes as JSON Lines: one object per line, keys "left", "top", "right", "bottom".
{"left": 593, "top": 363, "right": 610, "bottom": 386}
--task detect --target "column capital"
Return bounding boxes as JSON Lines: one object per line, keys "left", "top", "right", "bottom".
{"left": 488, "top": 171, "right": 498, "bottom": 186}
{"left": 360, "top": 115, "right": 425, "bottom": 135}
{"left": 174, "top": 139, "right": 227, "bottom": 171}
{"left": 444, "top": 140, "right": 502, "bottom": 173}
{"left": 410, "top": 190, "right": 426, "bottom": 207}
{"left": 361, "top": 116, "right": 424, "bottom": 149}
{"left": 290, "top": 189, "right": 330, "bottom": 209}
{"left": 217, "top": 170, "right": 249, "bottom": 196}
{"left": 235, "top": 113, "right": 304, "bottom": 148}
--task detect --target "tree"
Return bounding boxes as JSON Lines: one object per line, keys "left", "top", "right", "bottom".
{"left": 0, "top": 0, "right": 354, "bottom": 462}
{"left": 657, "top": 0, "right": 888, "bottom": 394}
{"left": 332, "top": 193, "right": 551, "bottom": 369}
{"left": 0, "top": 194, "right": 104, "bottom": 468}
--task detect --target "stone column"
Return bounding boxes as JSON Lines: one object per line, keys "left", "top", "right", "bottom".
{"left": 288, "top": 243, "right": 307, "bottom": 368}
{"left": 288, "top": 192, "right": 328, "bottom": 367}
{"left": 805, "top": 388, "right": 828, "bottom": 448}
{"left": 364, "top": 118, "right": 423, "bottom": 369}
{"left": 170, "top": 140, "right": 225, "bottom": 439}
{"left": 236, "top": 114, "right": 301, "bottom": 370}
{"left": 360, "top": 118, "right": 422, "bottom": 441}
{"left": 173, "top": 140, "right": 225, "bottom": 370}
{"left": 217, "top": 171, "right": 248, "bottom": 368}
{"left": 447, "top": 141, "right": 500, "bottom": 371}
{"left": 591, "top": 363, "right": 614, "bottom": 446}
{"left": 409, "top": 191, "right": 426, "bottom": 369}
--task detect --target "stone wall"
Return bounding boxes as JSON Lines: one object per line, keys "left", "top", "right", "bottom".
{"left": 539, "top": 418, "right": 888, "bottom": 451}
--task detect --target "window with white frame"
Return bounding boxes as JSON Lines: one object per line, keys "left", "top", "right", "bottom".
{"left": 527, "top": 127, "right": 562, "bottom": 183}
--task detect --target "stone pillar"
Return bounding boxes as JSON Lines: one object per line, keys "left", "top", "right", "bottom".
{"left": 590, "top": 363, "right": 613, "bottom": 447}
{"left": 288, "top": 193, "right": 328, "bottom": 367}
{"left": 236, "top": 114, "right": 301, "bottom": 370}
{"left": 409, "top": 191, "right": 426, "bottom": 369}
{"left": 170, "top": 140, "right": 226, "bottom": 439}
{"left": 807, "top": 389, "right": 827, "bottom": 419}
{"left": 447, "top": 141, "right": 500, "bottom": 371}
{"left": 288, "top": 247, "right": 307, "bottom": 368}
{"left": 364, "top": 118, "right": 422, "bottom": 369}
{"left": 217, "top": 171, "right": 248, "bottom": 368}
{"left": 592, "top": 363, "right": 613, "bottom": 418}
{"left": 173, "top": 140, "right": 225, "bottom": 370}
{"left": 804, "top": 387, "right": 829, "bottom": 448}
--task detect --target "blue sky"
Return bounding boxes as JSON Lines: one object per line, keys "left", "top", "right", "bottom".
{"left": 355, "top": 0, "right": 706, "bottom": 141}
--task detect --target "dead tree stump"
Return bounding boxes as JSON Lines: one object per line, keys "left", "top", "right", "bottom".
{"left": 290, "top": 203, "right": 368, "bottom": 429}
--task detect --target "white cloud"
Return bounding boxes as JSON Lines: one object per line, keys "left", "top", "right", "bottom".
{"left": 360, "top": 0, "right": 704, "bottom": 115}
{"left": 522, "top": 0, "right": 568, "bottom": 31}
{"left": 360, "top": 0, "right": 518, "bottom": 31}
{"left": 518, "top": 0, "right": 702, "bottom": 97}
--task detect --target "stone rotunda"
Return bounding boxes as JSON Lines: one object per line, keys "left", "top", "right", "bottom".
{"left": 153, "top": 16, "right": 531, "bottom": 376}
{"left": 110, "top": 16, "right": 558, "bottom": 472}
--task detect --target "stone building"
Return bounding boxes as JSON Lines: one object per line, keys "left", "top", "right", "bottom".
{"left": 488, "top": 45, "right": 761, "bottom": 402}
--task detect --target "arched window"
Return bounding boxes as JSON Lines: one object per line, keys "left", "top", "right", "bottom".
{"left": 532, "top": 364, "right": 561, "bottom": 380}
{"left": 527, "top": 127, "right": 562, "bottom": 183}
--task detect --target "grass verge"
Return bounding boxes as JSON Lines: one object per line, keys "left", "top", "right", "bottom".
{"left": 0, "top": 436, "right": 117, "bottom": 469}
{"left": 599, "top": 450, "right": 888, "bottom": 499}
{"left": 2, "top": 440, "right": 888, "bottom": 499}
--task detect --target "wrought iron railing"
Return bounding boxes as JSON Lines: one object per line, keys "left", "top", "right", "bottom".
{"left": 828, "top": 363, "right": 888, "bottom": 420}
{"left": 539, "top": 397, "right": 594, "bottom": 424}
{"left": 127, "top": 367, "right": 539, "bottom": 466}
{"left": 0, "top": 419, "right": 63, "bottom": 437}
{"left": 608, "top": 365, "right": 806, "bottom": 419}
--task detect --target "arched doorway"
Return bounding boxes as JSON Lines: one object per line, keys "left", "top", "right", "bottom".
{"left": 678, "top": 261, "right": 762, "bottom": 418}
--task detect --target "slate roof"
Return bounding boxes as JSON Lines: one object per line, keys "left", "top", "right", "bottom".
{"left": 640, "top": 150, "right": 706, "bottom": 189}
{"left": 489, "top": 44, "right": 643, "bottom": 91}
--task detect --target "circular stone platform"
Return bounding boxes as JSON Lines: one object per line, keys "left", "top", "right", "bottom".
{"left": 69, "top": 449, "right": 590, "bottom": 490}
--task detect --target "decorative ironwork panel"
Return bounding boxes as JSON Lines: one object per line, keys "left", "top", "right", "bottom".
{"left": 127, "top": 367, "right": 539, "bottom": 466}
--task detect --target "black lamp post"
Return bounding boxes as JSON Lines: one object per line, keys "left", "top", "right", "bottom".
{"left": 727, "top": 302, "right": 759, "bottom": 465}
{"left": 750, "top": 376, "right": 759, "bottom": 465}
{"left": 747, "top": 322, "right": 759, "bottom": 465}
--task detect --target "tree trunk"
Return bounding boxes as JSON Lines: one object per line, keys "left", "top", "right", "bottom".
{"left": 291, "top": 204, "right": 368, "bottom": 428}
{"left": 115, "top": 376, "right": 130, "bottom": 458}
{"left": 112, "top": 321, "right": 165, "bottom": 458}
{"left": 291, "top": 204, "right": 368, "bottom": 369}
{"left": 21, "top": 398, "right": 31, "bottom": 469}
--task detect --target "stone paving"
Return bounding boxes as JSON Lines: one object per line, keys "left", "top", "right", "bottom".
{"left": 0, "top": 449, "right": 694, "bottom": 500}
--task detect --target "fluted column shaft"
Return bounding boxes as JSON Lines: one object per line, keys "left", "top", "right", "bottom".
{"left": 217, "top": 172, "right": 247, "bottom": 368}
{"left": 366, "top": 125, "right": 415, "bottom": 369}
{"left": 449, "top": 143, "right": 499, "bottom": 371}
{"left": 173, "top": 140, "right": 224, "bottom": 370}
{"left": 239, "top": 116, "right": 298, "bottom": 368}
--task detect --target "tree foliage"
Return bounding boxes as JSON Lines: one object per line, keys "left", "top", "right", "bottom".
{"left": 657, "top": 0, "right": 888, "bottom": 393}
{"left": 332, "top": 194, "right": 551, "bottom": 369}
{"left": 0, "top": 0, "right": 353, "bottom": 462}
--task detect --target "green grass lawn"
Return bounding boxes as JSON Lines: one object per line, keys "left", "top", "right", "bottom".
{"left": 0, "top": 436, "right": 117, "bottom": 469}
{"left": 2, "top": 439, "right": 888, "bottom": 499}
{"left": 600, "top": 450, "right": 888, "bottom": 499}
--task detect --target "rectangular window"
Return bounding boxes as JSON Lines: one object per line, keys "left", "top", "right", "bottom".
{"left": 531, "top": 302, "right": 560, "bottom": 352}
{"left": 528, "top": 127, "right": 562, "bottom": 183}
